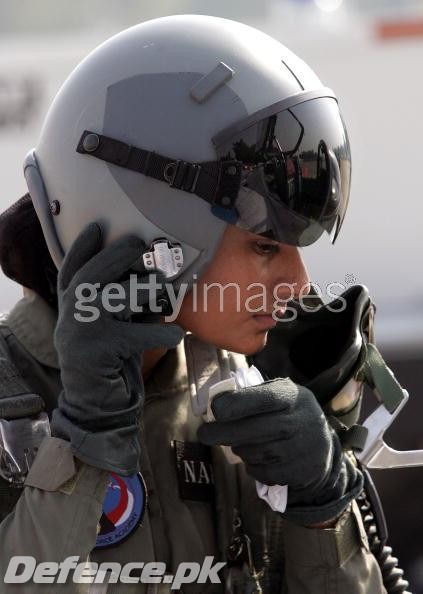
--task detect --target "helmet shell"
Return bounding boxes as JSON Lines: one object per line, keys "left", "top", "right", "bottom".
{"left": 25, "top": 15, "right": 324, "bottom": 286}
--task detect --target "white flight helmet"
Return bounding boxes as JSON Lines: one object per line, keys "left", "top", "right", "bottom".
{"left": 24, "top": 14, "right": 351, "bottom": 288}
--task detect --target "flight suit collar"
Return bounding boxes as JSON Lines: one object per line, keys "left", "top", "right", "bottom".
{"left": 5, "top": 290, "right": 60, "bottom": 369}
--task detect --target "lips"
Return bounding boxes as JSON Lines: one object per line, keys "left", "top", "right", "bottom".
{"left": 273, "top": 306, "right": 287, "bottom": 319}
{"left": 252, "top": 306, "right": 287, "bottom": 329}
{"left": 253, "top": 307, "right": 286, "bottom": 330}
{"left": 252, "top": 314, "right": 277, "bottom": 329}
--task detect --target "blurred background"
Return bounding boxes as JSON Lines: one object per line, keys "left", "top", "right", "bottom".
{"left": 1, "top": 0, "right": 422, "bottom": 590}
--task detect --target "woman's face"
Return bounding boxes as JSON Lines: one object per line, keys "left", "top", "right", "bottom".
{"left": 175, "top": 225, "right": 311, "bottom": 355}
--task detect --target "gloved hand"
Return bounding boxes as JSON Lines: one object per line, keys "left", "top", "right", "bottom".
{"left": 198, "top": 377, "right": 363, "bottom": 525}
{"left": 52, "top": 223, "right": 184, "bottom": 475}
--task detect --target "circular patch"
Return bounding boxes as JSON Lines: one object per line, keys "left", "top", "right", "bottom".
{"left": 95, "top": 472, "right": 146, "bottom": 549}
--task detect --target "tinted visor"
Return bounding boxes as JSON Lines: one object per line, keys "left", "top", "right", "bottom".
{"left": 215, "top": 97, "right": 351, "bottom": 246}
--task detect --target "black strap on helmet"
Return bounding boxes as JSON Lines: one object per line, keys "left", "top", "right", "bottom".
{"left": 76, "top": 130, "right": 242, "bottom": 210}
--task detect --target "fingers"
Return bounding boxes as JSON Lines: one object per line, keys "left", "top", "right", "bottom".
{"left": 70, "top": 234, "right": 147, "bottom": 288}
{"left": 232, "top": 436, "right": 307, "bottom": 469}
{"left": 232, "top": 438, "right": 289, "bottom": 466}
{"left": 112, "top": 321, "right": 185, "bottom": 357}
{"left": 114, "top": 273, "right": 169, "bottom": 316}
{"left": 197, "top": 413, "right": 293, "bottom": 447}
{"left": 58, "top": 223, "right": 103, "bottom": 292}
{"left": 121, "top": 355, "right": 144, "bottom": 402}
{"left": 210, "top": 378, "right": 299, "bottom": 422}
{"left": 244, "top": 461, "right": 285, "bottom": 486}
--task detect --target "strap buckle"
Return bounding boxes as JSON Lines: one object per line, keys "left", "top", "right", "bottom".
{"left": 0, "top": 413, "right": 51, "bottom": 486}
{"left": 163, "top": 160, "right": 202, "bottom": 193}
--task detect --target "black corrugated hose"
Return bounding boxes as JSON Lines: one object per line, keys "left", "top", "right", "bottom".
{"left": 358, "top": 467, "right": 412, "bottom": 594}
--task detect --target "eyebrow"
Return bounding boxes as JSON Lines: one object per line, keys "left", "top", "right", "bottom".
{"left": 254, "top": 231, "right": 280, "bottom": 245}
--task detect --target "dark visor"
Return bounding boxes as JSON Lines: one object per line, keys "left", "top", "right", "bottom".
{"left": 214, "top": 97, "right": 351, "bottom": 246}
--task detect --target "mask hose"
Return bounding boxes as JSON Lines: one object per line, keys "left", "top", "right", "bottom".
{"left": 357, "top": 466, "right": 412, "bottom": 594}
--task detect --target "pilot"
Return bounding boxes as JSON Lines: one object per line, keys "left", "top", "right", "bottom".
{"left": 0, "top": 15, "right": 386, "bottom": 593}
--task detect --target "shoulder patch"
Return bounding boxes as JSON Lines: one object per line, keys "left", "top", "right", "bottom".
{"left": 95, "top": 472, "right": 146, "bottom": 549}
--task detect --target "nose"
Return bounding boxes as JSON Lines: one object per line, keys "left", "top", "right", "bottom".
{"left": 274, "top": 245, "right": 311, "bottom": 301}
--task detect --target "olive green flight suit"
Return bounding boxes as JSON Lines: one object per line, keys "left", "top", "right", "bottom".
{"left": 0, "top": 291, "right": 387, "bottom": 593}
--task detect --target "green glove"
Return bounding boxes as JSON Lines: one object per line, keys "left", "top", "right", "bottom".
{"left": 198, "top": 377, "right": 363, "bottom": 525}
{"left": 52, "top": 223, "right": 184, "bottom": 475}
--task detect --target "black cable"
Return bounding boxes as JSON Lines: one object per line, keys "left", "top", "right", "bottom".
{"left": 357, "top": 467, "right": 412, "bottom": 594}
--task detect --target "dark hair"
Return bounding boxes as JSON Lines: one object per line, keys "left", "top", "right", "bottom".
{"left": 0, "top": 194, "right": 58, "bottom": 309}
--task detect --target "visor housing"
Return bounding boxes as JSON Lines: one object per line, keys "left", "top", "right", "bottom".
{"left": 214, "top": 96, "right": 351, "bottom": 247}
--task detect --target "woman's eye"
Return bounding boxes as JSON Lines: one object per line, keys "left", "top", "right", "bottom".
{"left": 253, "top": 241, "right": 279, "bottom": 256}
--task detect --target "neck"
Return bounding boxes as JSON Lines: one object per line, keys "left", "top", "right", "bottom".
{"left": 141, "top": 346, "right": 169, "bottom": 381}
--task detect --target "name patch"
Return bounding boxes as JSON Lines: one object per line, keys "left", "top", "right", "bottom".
{"left": 172, "top": 440, "right": 215, "bottom": 502}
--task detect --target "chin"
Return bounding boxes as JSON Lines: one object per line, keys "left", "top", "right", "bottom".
{"left": 213, "top": 331, "right": 269, "bottom": 356}
{"left": 176, "top": 314, "right": 270, "bottom": 355}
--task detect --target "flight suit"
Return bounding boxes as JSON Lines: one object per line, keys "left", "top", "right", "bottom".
{"left": 0, "top": 290, "right": 387, "bottom": 593}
